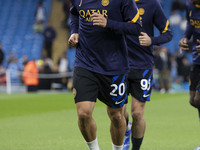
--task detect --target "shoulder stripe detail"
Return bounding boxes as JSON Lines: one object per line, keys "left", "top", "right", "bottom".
{"left": 195, "top": 4, "right": 200, "bottom": 8}
{"left": 79, "top": 0, "right": 82, "bottom": 7}
{"left": 162, "top": 20, "right": 169, "bottom": 33}
{"left": 128, "top": 9, "right": 140, "bottom": 23}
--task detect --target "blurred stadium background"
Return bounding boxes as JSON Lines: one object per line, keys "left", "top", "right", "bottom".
{"left": 0, "top": 0, "right": 194, "bottom": 94}
{"left": 0, "top": 0, "right": 200, "bottom": 150}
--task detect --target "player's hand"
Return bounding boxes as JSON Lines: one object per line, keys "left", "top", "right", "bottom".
{"left": 68, "top": 33, "right": 79, "bottom": 47}
{"left": 91, "top": 12, "right": 107, "bottom": 28}
{"left": 179, "top": 38, "right": 189, "bottom": 54}
{"left": 139, "top": 32, "right": 152, "bottom": 46}
{"left": 196, "top": 39, "right": 200, "bottom": 55}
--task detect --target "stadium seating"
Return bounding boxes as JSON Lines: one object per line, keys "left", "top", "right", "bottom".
{"left": 0, "top": 0, "right": 52, "bottom": 67}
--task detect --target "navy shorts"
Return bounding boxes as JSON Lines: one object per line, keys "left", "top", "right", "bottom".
{"left": 73, "top": 67, "right": 128, "bottom": 108}
{"left": 127, "top": 69, "right": 153, "bottom": 102}
{"left": 190, "top": 65, "right": 200, "bottom": 91}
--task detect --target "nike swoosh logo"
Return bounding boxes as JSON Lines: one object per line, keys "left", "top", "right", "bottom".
{"left": 115, "top": 99, "right": 124, "bottom": 105}
{"left": 143, "top": 94, "right": 150, "bottom": 98}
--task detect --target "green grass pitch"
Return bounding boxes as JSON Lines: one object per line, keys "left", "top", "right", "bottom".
{"left": 0, "top": 92, "right": 199, "bottom": 150}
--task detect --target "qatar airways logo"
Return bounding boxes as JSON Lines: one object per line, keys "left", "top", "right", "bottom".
{"left": 79, "top": 9, "right": 108, "bottom": 22}
{"left": 190, "top": 19, "right": 200, "bottom": 28}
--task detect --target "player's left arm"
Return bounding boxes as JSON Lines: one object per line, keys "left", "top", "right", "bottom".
{"left": 149, "top": 1, "right": 173, "bottom": 46}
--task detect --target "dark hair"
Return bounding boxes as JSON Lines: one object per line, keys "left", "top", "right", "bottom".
{"left": 38, "top": 1, "right": 43, "bottom": 6}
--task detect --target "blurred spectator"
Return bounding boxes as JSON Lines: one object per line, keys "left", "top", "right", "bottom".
{"left": 180, "top": 18, "right": 187, "bottom": 31}
{"left": 34, "top": 1, "right": 46, "bottom": 33}
{"left": 7, "top": 57, "right": 21, "bottom": 85}
{"left": 0, "top": 66, "right": 6, "bottom": 85}
{"left": 170, "top": 56, "right": 178, "bottom": 83}
{"left": 66, "top": 45, "right": 75, "bottom": 91}
{"left": 62, "top": 0, "right": 71, "bottom": 29}
{"left": 154, "top": 47, "right": 172, "bottom": 93}
{"left": 169, "top": 11, "right": 182, "bottom": 26}
{"left": 153, "top": 65, "right": 160, "bottom": 91}
{"left": 172, "top": 77, "right": 183, "bottom": 92}
{"left": 171, "top": 0, "right": 185, "bottom": 12}
{"left": 179, "top": 57, "right": 190, "bottom": 82}
{"left": 18, "top": 55, "right": 28, "bottom": 83}
{"left": 57, "top": 52, "right": 68, "bottom": 90}
{"left": 43, "top": 24, "right": 56, "bottom": 59}
{"left": 34, "top": 21, "right": 44, "bottom": 33}
{"left": 182, "top": 58, "right": 190, "bottom": 82}
{"left": 51, "top": 65, "right": 62, "bottom": 90}
{"left": 35, "top": 1, "right": 46, "bottom": 23}
{"left": 38, "top": 58, "right": 52, "bottom": 90}
{"left": 23, "top": 60, "right": 39, "bottom": 92}
{"left": 0, "top": 43, "right": 4, "bottom": 65}
{"left": 6, "top": 51, "right": 15, "bottom": 68}
{"left": 176, "top": 52, "right": 185, "bottom": 77}
{"left": 57, "top": 52, "right": 68, "bottom": 73}
{"left": 67, "top": 45, "right": 75, "bottom": 72}
{"left": 18, "top": 55, "right": 28, "bottom": 71}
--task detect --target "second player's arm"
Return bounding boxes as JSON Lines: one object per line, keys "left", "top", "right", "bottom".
{"left": 150, "top": 2, "right": 173, "bottom": 45}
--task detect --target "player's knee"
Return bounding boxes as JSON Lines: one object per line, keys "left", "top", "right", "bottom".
{"left": 131, "top": 110, "right": 143, "bottom": 122}
{"left": 110, "top": 113, "right": 124, "bottom": 127}
{"left": 77, "top": 109, "right": 92, "bottom": 122}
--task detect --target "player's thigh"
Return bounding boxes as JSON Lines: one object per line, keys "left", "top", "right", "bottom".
{"left": 131, "top": 97, "right": 145, "bottom": 113}
{"left": 73, "top": 67, "right": 99, "bottom": 103}
{"left": 128, "top": 69, "right": 153, "bottom": 102}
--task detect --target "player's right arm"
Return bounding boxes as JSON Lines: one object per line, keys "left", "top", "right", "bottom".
{"left": 68, "top": 5, "right": 79, "bottom": 47}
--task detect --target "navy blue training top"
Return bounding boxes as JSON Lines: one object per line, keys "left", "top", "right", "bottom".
{"left": 184, "top": 0, "right": 200, "bottom": 65}
{"left": 127, "top": 0, "right": 172, "bottom": 69}
{"left": 70, "top": 0, "right": 141, "bottom": 75}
